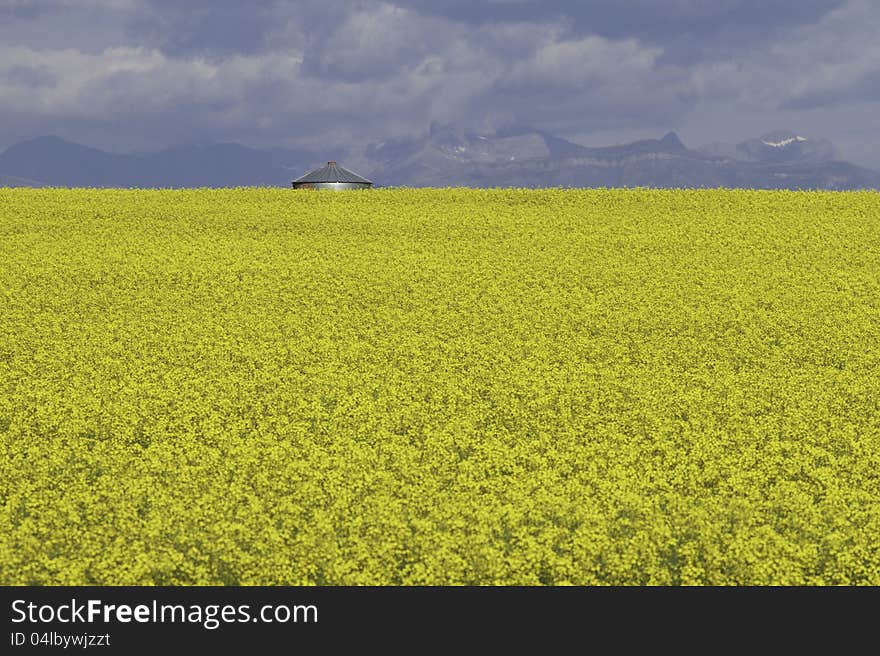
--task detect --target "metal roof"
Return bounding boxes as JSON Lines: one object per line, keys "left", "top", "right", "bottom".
{"left": 292, "top": 161, "right": 372, "bottom": 185}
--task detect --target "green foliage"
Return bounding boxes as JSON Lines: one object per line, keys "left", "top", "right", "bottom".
{"left": 1, "top": 187, "right": 879, "bottom": 585}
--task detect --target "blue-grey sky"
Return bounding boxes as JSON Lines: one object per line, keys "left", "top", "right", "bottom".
{"left": 2, "top": 0, "right": 879, "bottom": 168}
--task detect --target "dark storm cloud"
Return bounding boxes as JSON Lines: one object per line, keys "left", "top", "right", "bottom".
{"left": 393, "top": 0, "right": 852, "bottom": 69}
{"left": 0, "top": 0, "right": 135, "bottom": 23}
{"left": 2, "top": 64, "right": 56, "bottom": 87}
{"left": 122, "top": 0, "right": 367, "bottom": 58}
{"left": 394, "top": 0, "right": 847, "bottom": 40}
{"left": 124, "top": 0, "right": 291, "bottom": 57}
{"left": 0, "top": 0, "right": 68, "bottom": 22}
{"left": 111, "top": 1, "right": 850, "bottom": 69}
{"left": 0, "top": 0, "right": 878, "bottom": 168}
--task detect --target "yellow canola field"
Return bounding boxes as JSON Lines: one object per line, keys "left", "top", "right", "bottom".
{"left": 1, "top": 187, "right": 879, "bottom": 585}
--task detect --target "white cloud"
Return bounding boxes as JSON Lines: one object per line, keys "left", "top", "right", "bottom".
{"left": 503, "top": 35, "right": 660, "bottom": 90}
{"left": 686, "top": 0, "right": 880, "bottom": 110}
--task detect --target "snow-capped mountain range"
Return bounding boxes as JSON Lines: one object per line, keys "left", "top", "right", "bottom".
{"left": 1, "top": 128, "right": 877, "bottom": 190}
{"left": 358, "top": 126, "right": 876, "bottom": 190}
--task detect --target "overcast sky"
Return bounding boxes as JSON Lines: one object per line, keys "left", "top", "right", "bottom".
{"left": 2, "top": 0, "right": 879, "bottom": 168}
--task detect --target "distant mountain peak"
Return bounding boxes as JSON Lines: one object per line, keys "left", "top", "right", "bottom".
{"left": 7, "top": 135, "right": 73, "bottom": 151}
{"left": 0, "top": 135, "right": 321, "bottom": 188}
{"left": 660, "top": 131, "right": 686, "bottom": 151}
{"left": 761, "top": 135, "right": 807, "bottom": 148}
{"left": 759, "top": 129, "right": 801, "bottom": 141}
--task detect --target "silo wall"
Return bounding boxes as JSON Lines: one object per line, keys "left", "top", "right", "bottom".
{"left": 292, "top": 182, "right": 372, "bottom": 190}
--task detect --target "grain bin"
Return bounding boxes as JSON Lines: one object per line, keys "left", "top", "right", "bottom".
{"left": 291, "top": 161, "right": 373, "bottom": 190}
